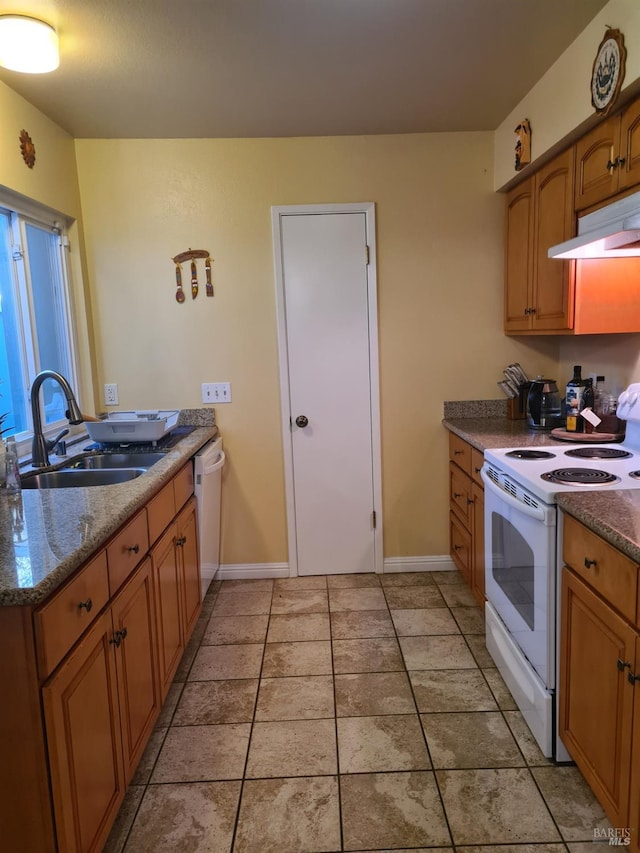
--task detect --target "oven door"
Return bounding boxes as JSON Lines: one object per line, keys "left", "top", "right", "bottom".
{"left": 481, "top": 467, "right": 557, "bottom": 689}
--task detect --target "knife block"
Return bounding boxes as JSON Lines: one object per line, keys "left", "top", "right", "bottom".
{"left": 507, "top": 394, "right": 527, "bottom": 420}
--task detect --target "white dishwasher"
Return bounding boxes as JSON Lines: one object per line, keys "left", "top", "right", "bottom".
{"left": 194, "top": 437, "right": 225, "bottom": 595}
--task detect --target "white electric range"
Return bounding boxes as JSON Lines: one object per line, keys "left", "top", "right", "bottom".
{"left": 480, "top": 381, "right": 640, "bottom": 761}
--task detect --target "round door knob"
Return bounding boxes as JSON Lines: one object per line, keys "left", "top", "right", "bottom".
{"left": 295, "top": 415, "right": 309, "bottom": 428}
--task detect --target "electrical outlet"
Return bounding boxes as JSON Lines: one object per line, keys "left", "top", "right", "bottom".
{"left": 104, "top": 383, "right": 119, "bottom": 406}
{"left": 201, "top": 382, "right": 232, "bottom": 403}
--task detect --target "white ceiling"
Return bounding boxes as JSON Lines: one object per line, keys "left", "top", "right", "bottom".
{"left": 0, "top": 0, "right": 609, "bottom": 139}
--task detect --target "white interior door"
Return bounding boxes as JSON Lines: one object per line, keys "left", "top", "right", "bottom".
{"left": 273, "top": 205, "right": 382, "bottom": 576}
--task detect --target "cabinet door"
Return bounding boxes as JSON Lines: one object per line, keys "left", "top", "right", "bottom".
{"left": 532, "top": 148, "right": 575, "bottom": 331}
{"left": 504, "top": 178, "right": 534, "bottom": 331}
{"left": 618, "top": 98, "right": 640, "bottom": 194}
{"left": 111, "top": 558, "right": 161, "bottom": 783}
{"left": 151, "top": 523, "right": 184, "bottom": 701}
{"left": 42, "top": 611, "right": 125, "bottom": 853}
{"left": 471, "top": 481, "right": 485, "bottom": 605}
{"left": 575, "top": 115, "right": 620, "bottom": 211}
{"left": 450, "top": 511, "right": 472, "bottom": 584}
{"left": 628, "top": 636, "right": 640, "bottom": 853}
{"left": 559, "top": 568, "right": 635, "bottom": 827}
{"left": 449, "top": 462, "right": 472, "bottom": 527}
{"left": 177, "top": 497, "right": 202, "bottom": 643}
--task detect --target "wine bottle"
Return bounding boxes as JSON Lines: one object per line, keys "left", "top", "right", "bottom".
{"left": 565, "top": 365, "right": 585, "bottom": 433}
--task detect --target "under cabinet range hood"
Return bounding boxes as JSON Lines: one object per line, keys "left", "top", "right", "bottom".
{"left": 548, "top": 190, "right": 640, "bottom": 258}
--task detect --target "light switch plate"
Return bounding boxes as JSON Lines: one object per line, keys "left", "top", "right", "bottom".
{"left": 201, "top": 382, "right": 232, "bottom": 403}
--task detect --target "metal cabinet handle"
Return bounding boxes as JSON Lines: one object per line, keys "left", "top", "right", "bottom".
{"left": 584, "top": 557, "right": 597, "bottom": 569}
{"left": 109, "top": 627, "right": 128, "bottom": 648}
{"left": 453, "top": 449, "right": 463, "bottom": 456}
{"left": 78, "top": 598, "right": 93, "bottom": 612}
{"left": 453, "top": 492, "right": 463, "bottom": 499}
{"left": 628, "top": 671, "right": 640, "bottom": 684}
{"left": 127, "top": 544, "right": 140, "bottom": 555}
{"left": 467, "top": 497, "right": 475, "bottom": 505}
{"left": 617, "top": 658, "right": 632, "bottom": 671}
{"left": 295, "top": 415, "right": 309, "bottom": 428}
{"left": 176, "top": 536, "right": 187, "bottom": 547}
{"left": 454, "top": 544, "right": 462, "bottom": 551}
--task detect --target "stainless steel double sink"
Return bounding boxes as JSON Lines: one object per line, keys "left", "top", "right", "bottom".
{"left": 21, "top": 451, "right": 167, "bottom": 489}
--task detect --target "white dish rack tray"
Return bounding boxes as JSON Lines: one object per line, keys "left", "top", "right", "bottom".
{"left": 86, "top": 410, "right": 179, "bottom": 444}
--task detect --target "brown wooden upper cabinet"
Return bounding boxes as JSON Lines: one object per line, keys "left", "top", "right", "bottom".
{"left": 575, "top": 99, "right": 640, "bottom": 212}
{"left": 505, "top": 147, "right": 575, "bottom": 333}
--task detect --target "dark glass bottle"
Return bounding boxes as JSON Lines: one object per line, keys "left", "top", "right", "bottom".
{"left": 582, "top": 378, "right": 595, "bottom": 433}
{"left": 565, "top": 365, "right": 585, "bottom": 433}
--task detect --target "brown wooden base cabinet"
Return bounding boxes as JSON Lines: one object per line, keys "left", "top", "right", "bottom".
{"left": 448, "top": 433, "right": 485, "bottom": 605}
{"left": 0, "top": 460, "right": 201, "bottom": 853}
{"left": 560, "top": 515, "right": 640, "bottom": 850}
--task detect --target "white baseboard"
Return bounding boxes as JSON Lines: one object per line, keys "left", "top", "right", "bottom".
{"left": 382, "top": 555, "right": 457, "bottom": 574}
{"left": 203, "top": 556, "right": 456, "bottom": 589}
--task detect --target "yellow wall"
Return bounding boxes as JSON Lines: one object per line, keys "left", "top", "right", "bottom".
{"left": 74, "top": 134, "right": 559, "bottom": 565}
{"left": 0, "top": 80, "right": 96, "bottom": 419}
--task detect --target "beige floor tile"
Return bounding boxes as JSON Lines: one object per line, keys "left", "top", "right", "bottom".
{"left": 329, "top": 587, "right": 388, "bottom": 611}
{"left": 330, "top": 609, "right": 396, "bottom": 639}
{"left": 131, "top": 727, "right": 167, "bottom": 785}
{"left": 246, "top": 718, "right": 337, "bottom": 777}
{"left": 482, "top": 668, "right": 519, "bottom": 710}
{"left": 202, "top": 614, "right": 269, "bottom": 645}
{"left": 437, "top": 768, "right": 561, "bottom": 844}
{"left": 103, "top": 785, "right": 145, "bottom": 853}
{"left": 262, "top": 640, "right": 332, "bottom": 676}
{"left": 212, "top": 590, "right": 272, "bottom": 616}
{"left": 465, "top": 635, "right": 495, "bottom": 667}
{"left": 429, "top": 570, "right": 466, "bottom": 585}
{"left": 341, "top": 771, "right": 451, "bottom": 850}
{"left": 503, "top": 710, "right": 553, "bottom": 766}
{"left": 384, "top": 586, "right": 445, "bottom": 609}
{"left": 451, "top": 605, "right": 486, "bottom": 634}
{"left": 400, "top": 635, "right": 478, "bottom": 670}
{"left": 274, "top": 575, "right": 327, "bottom": 591}
{"left": 173, "top": 679, "right": 258, "bottom": 725}
{"left": 421, "top": 711, "right": 524, "bottom": 768}
{"left": 123, "top": 781, "right": 241, "bottom": 853}
{"left": 461, "top": 846, "right": 566, "bottom": 853}
{"left": 188, "top": 643, "right": 263, "bottom": 680}
{"left": 255, "top": 674, "right": 334, "bottom": 720}
{"left": 337, "top": 714, "right": 431, "bottom": 773}
{"left": 266, "top": 612, "right": 331, "bottom": 642}
{"left": 220, "top": 578, "right": 274, "bottom": 593}
{"left": 410, "top": 670, "right": 498, "bottom": 713}
{"left": 151, "top": 723, "right": 250, "bottom": 782}
{"left": 173, "top": 628, "right": 203, "bottom": 681}
{"left": 391, "top": 607, "right": 460, "bottom": 636}
{"left": 271, "top": 588, "right": 329, "bottom": 614}
{"left": 155, "top": 681, "right": 183, "bottom": 728}
{"left": 532, "top": 765, "right": 613, "bottom": 841}
{"left": 380, "top": 571, "right": 437, "bottom": 587}
{"left": 326, "top": 573, "right": 381, "bottom": 588}
{"left": 333, "top": 637, "right": 404, "bottom": 673}
{"left": 439, "top": 584, "right": 480, "bottom": 608}
{"left": 335, "top": 671, "right": 416, "bottom": 716}
{"left": 234, "top": 776, "right": 341, "bottom": 853}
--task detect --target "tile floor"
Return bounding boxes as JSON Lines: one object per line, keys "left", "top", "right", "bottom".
{"left": 104, "top": 570, "right": 611, "bottom": 852}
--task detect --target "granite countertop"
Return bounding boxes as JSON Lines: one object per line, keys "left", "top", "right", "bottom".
{"left": 0, "top": 422, "right": 218, "bottom": 607}
{"left": 442, "top": 399, "right": 640, "bottom": 567}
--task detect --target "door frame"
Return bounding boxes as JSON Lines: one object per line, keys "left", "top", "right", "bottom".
{"left": 271, "top": 202, "right": 383, "bottom": 577}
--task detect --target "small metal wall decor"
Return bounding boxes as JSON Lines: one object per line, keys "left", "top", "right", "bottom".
{"left": 514, "top": 119, "right": 531, "bottom": 172}
{"left": 19, "top": 129, "right": 36, "bottom": 169}
{"left": 171, "top": 249, "right": 214, "bottom": 304}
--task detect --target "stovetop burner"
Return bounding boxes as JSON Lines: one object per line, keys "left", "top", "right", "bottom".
{"left": 564, "top": 447, "right": 633, "bottom": 460}
{"left": 630, "top": 471, "right": 640, "bottom": 480}
{"left": 541, "top": 468, "right": 620, "bottom": 486}
{"left": 505, "top": 449, "right": 556, "bottom": 460}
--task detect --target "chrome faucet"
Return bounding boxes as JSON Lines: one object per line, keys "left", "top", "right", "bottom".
{"left": 30, "top": 370, "right": 84, "bottom": 467}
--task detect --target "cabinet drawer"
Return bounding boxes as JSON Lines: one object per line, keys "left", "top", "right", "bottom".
{"left": 563, "top": 514, "right": 638, "bottom": 624}
{"left": 147, "top": 480, "right": 175, "bottom": 545}
{"left": 107, "top": 509, "right": 149, "bottom": 595}
{"left": 173, "top": 461, "right": 194, "bottom": 512}
{"left": 34, "top": 550, "right": 110, "bottom": 680}
{"left": 450, "top": 511, "right": 472, "bottom": 581}
{"left": 449, "top": 433, "right": 471, "bottom": 475}
{"left": 471, "top": 448, "right": 484, "bottom": 486}
{"left": 450, "top": 462, "right": 472, "bottom": 527}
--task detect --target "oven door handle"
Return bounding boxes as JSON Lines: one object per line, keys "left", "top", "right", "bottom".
{"left": 480, "top": 468, "right": 546, "bottom": 522}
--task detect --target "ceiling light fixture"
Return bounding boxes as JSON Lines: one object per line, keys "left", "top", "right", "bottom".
{"left": 0, "top": 15, "right": 59, "bottom": 73}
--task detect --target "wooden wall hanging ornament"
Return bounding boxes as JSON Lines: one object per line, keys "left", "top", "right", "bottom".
{"left": 514, "top": 119, "right": 531, "bottom": 172}
{"left": 19, "top": 130, "right": 36, "bottom": 169}
{"left": 170, "top": 249, "right": 214, "bottom": 303}
{"left": 591, "top": 28, "right": 626, "bottom": 116}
